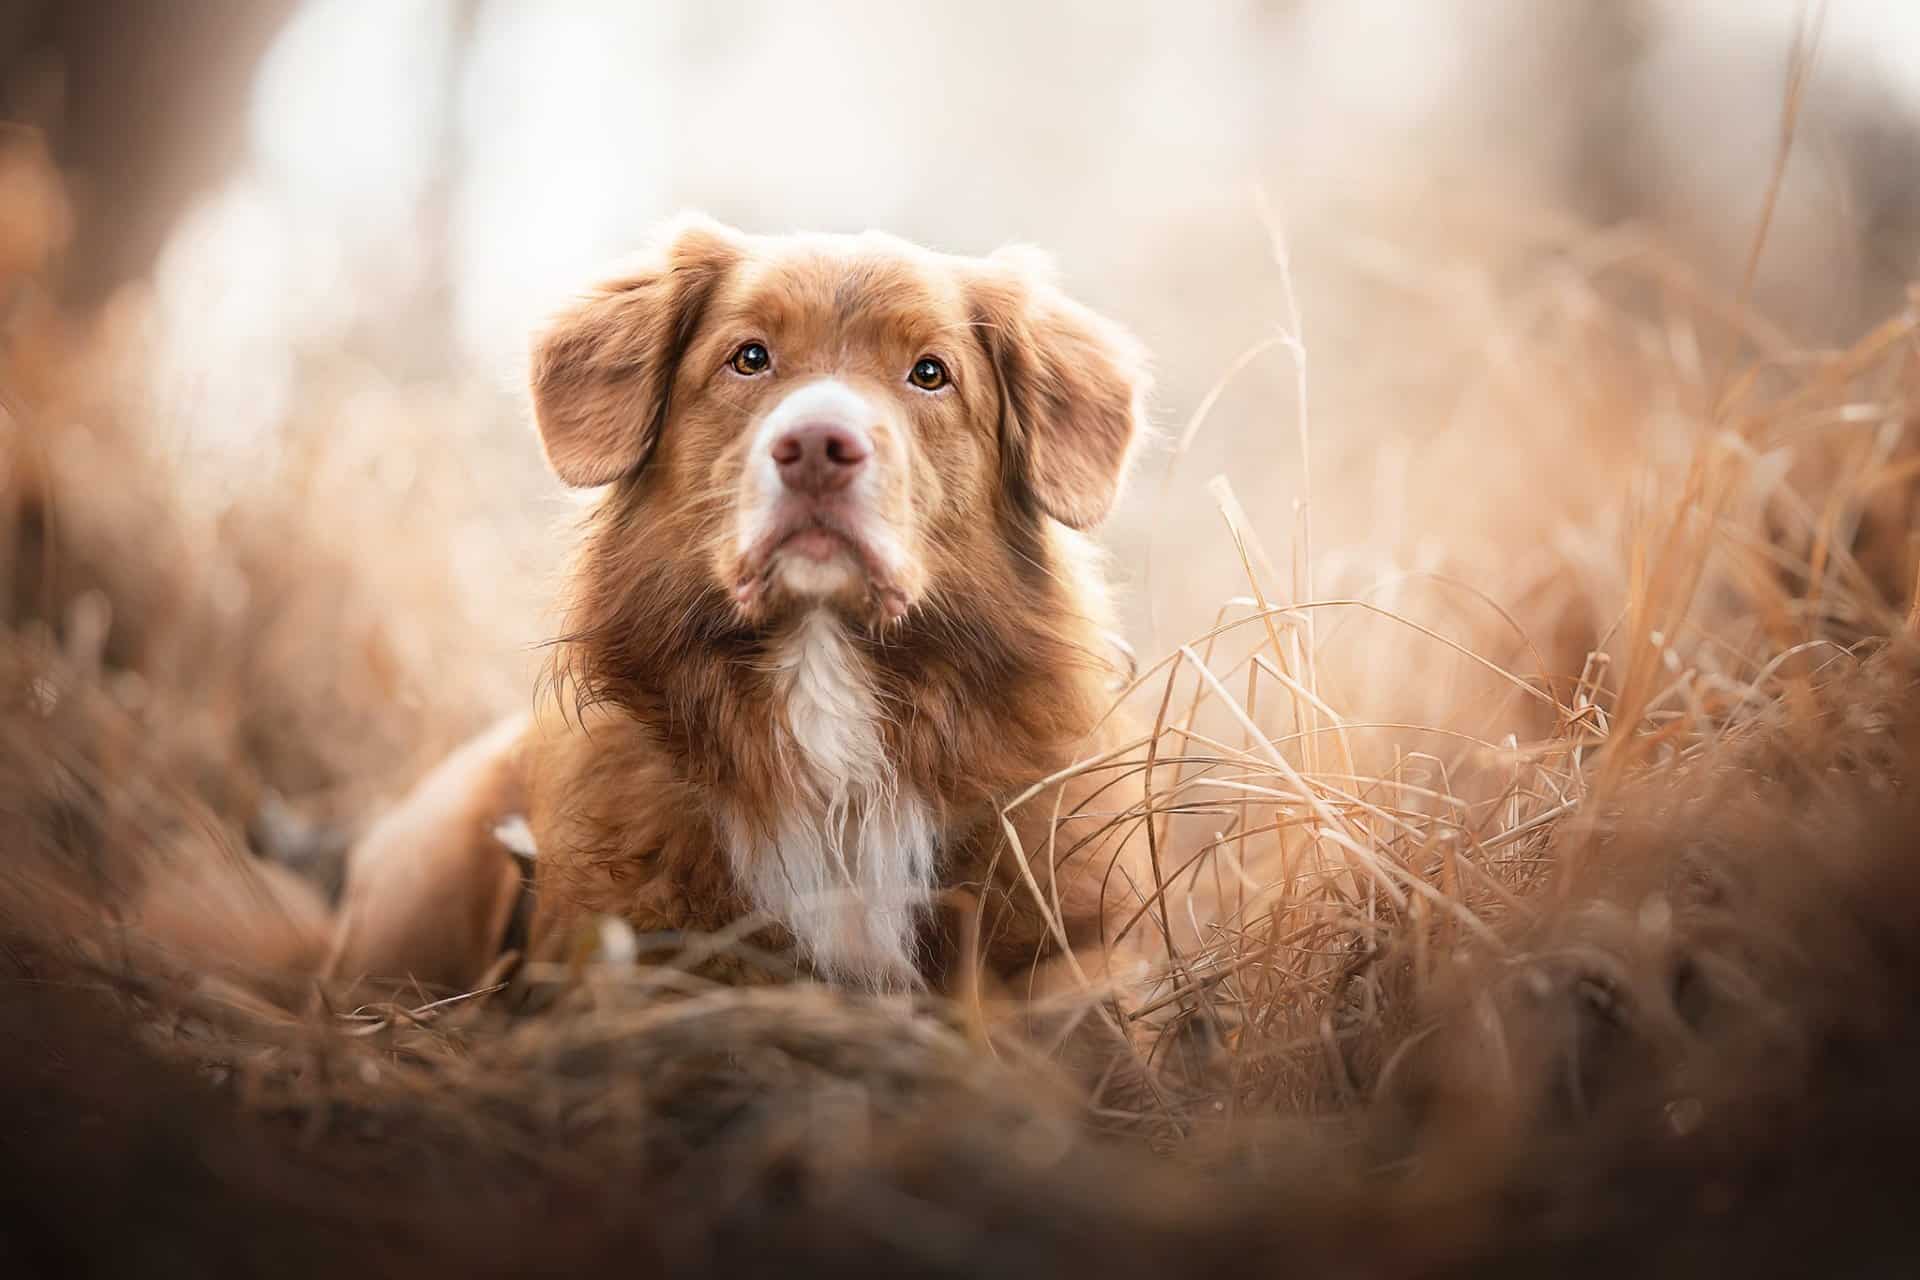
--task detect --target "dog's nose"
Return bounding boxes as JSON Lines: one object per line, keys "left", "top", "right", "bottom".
{"left": 771, "top": 422, "right": 870, "bottom": 494}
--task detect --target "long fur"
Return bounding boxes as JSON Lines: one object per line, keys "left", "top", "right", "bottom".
{"left": 718, "top": 611, "right": 938, "bottom": 990}
{"left": 504, "top": 219, "right": 1153, "bottom": 992}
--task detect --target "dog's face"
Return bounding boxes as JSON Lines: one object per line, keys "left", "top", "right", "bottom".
{"left": 531, "top": 214, "right": 1148, "bottom": 647}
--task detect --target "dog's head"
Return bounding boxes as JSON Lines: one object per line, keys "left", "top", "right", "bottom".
{"left": 533, "top": 214, "right": 1148, "bottom": 680}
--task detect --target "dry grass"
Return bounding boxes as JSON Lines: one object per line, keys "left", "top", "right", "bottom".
{"left": 5, "top": 119, "right": 1920, "bottom": 1275}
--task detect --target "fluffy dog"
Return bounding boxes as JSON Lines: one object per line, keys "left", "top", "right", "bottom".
{"left": 329, "top": 215, "right": 1152, "bottom": 997}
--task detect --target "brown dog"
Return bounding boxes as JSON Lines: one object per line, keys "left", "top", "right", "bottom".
{"left": 328, "top": 215, "right": 1152, "bottom": 998}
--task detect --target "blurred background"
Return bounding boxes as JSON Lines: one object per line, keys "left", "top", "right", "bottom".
{"left": 3, "top": 0, "right": 1917, "bottom": 779}
{"left": 9, "top": 8, "right": 1920, "bottom": 1265}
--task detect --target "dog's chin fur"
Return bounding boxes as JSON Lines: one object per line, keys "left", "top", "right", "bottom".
{"left": 773, "top": 548, "right": 861, "bottom": 601}
{"left": 733, "top": 539, "right": 915, "bottom": 631}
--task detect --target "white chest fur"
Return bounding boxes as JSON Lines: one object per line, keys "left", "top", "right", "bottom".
{"left": 720, "top": 612, "right": 936, "bottom": 990}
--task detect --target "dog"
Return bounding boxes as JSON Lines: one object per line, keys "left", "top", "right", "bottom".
{"left": 327, "top": 214, "right": 1153, "bottom": 999}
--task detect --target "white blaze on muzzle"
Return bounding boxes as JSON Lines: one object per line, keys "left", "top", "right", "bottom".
{"left": 738, "top": 377, "right": 909, "bottom": 600}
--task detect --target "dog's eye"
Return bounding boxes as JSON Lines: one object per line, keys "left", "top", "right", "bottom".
{"left": 730, "top": 342, "right": 772, "bottom": 376}
{"left": 908, "top": 356, "right": 949, "bottom": 391}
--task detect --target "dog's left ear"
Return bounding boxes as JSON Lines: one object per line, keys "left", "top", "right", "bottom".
{"left": 971, "top": 248, "right": 1151, "bottom": 529}
{"left": 530, "top": 213, "right": 740, "bottom": 487}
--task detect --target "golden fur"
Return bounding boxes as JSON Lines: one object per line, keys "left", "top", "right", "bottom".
{"left": 330, "top": 214, "right": 1152, "bottom": 996}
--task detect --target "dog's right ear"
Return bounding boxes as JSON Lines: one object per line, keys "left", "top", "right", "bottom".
{"left": 530, "top": 213, "right": 740, "bottom": 487}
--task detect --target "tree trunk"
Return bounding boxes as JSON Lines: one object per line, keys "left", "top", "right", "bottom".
{"left": 0, "top": 0, "right": 297, "bottom": 306}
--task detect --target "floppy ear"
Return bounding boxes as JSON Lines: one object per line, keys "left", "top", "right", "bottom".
{"left": 970, "top": 249, "right": 1151, "bottom": 529}
{"left": 529, "top": 214, "right": 740, "bottom": 487}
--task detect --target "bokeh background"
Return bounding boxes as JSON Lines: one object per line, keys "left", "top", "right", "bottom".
{"left": 11, "top": 10, "right": 1920, "bottom": 1269}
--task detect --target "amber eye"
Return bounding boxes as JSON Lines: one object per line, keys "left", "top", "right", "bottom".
{"left": 909, "top": 356, "right": 949, "bottom": 390}
{"left": 730, "top": 342, "right": 771, "bottom": 376}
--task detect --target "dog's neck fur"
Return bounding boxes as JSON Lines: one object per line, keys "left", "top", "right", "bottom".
{"left": 556, "top": 513, "right": 1120, "bottom": 988}
{"left": 718, "top": 609, "right": 936, "bottom": 990}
